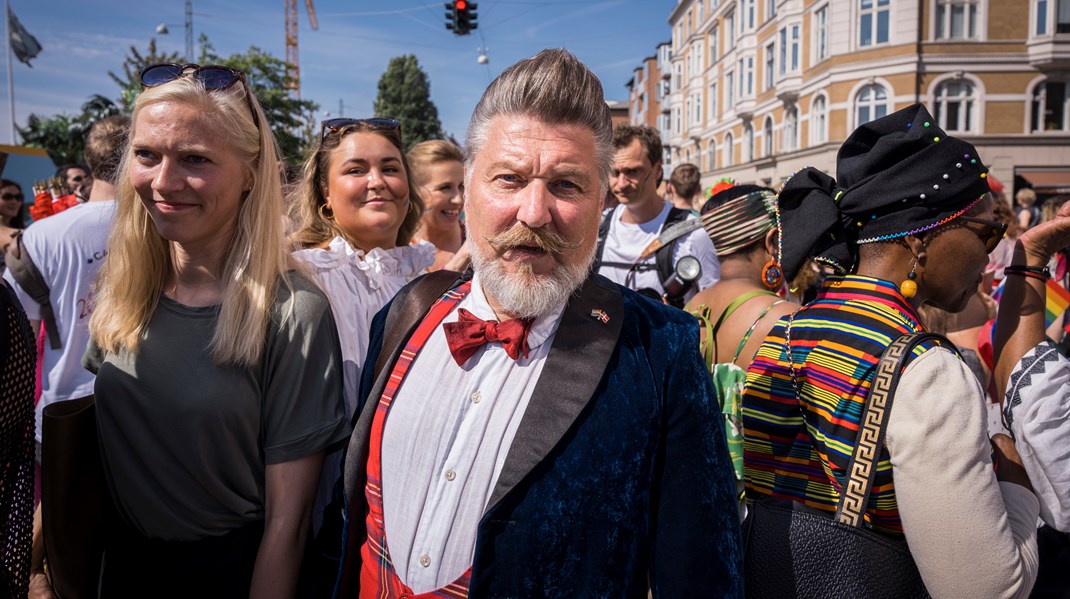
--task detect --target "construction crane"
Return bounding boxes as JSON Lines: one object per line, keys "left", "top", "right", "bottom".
{"left": 285, "top": 0, "right": 319, "bottom": 97}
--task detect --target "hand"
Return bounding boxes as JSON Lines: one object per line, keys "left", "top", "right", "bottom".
{"left": 991, "top": 433, "right": 1033, "bottom": 492}
{"left": 28, "top": 571, "right": 54, "bottom": 599}
{"left": 1018, "top": 200, "right": 1070, "bottom": 265}
{"left": 442, "top": 241, "right": 472, "bottom": 272}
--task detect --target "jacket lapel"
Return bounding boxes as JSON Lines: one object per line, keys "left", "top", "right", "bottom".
{"left": 484, "top": 274, "right": 624, "bottom": 512}
{"left": 342, "top": 270, "right": 464, "bottom": 505}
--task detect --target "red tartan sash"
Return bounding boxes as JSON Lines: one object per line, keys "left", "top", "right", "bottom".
{"left": 359, "top": 282, "right": 473, "bottom": 599}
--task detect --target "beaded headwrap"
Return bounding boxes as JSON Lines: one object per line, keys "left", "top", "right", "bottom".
{"left": 776, "top": 103, "right": 991, "bottom": 280}
{"left": 701, "top": 190, "right": 777, "bottom": 257}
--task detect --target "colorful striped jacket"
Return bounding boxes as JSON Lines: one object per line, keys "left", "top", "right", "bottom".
{"left": 742, "top": 275, "right": 943, "bottom": 535}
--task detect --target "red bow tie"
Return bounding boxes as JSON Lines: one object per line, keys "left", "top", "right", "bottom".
{"left": 443, "top": 308, "right": 534, "bottom": 366}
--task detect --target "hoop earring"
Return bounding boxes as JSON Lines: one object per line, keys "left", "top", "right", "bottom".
{"left": 761, "top": 259, "right": 784, "bottom": 290}
{"left": 900, "top": 260, "right": 919, "bottom": 298}
{"left": 319, "top": 203, "right": 334, "bottom": 221}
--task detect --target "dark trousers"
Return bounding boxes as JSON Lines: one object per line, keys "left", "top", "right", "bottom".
{"left": 99, "top": 519, "right": 264, "bottom": 598}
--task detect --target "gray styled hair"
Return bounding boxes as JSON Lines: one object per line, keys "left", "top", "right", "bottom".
{"left": 464, "top": 48, "right": 613, "bottom": 192}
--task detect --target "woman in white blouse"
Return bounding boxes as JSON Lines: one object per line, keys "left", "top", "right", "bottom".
{"left": 290, "top": 118, "right": 434, "bottom": 546}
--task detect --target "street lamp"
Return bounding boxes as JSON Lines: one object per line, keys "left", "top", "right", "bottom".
{"left": 156, "top": 0, "right": 194, "bottom": 61}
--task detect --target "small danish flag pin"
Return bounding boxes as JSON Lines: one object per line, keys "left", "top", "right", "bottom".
{"left": 590, "top": 309, "right": 609, "bottom": 324}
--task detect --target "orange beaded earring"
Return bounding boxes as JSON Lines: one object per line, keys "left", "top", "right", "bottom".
{"left": 900, "top": 260, "right": 919, "bottom": 298}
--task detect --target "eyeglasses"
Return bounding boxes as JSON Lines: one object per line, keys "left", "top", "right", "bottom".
{"left": 959, "top": 215, "right": 1008, "bottom": 253}
{"left": 320, "top": 117, "right": 401, "bottom": 141}
{"left": 139, "top": 63, "right": 259, "bottom": 129}
{"left": 0, "top": 193, "right": 23, "bottom": 201}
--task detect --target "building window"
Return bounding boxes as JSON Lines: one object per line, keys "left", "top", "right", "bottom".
{"left": 783, "top": 105, "right": 799, "bottom": 151}
{"left": 685, "top": 98, "right": 692, "bottom": 127}
{"left": 674, "top": 106, "right": 683, "bottom": 134}
{"left": 859, "top": 0, "right": 891, "bottom": 47}
{"left": 1032, "top": 80, "right": 1070, "bottom": 131}
{"left": 765, "top": 42, "right": 776, "bottom": 90}
{"left": 708, "top": 139, "right": 718, "bottom": 170}
{"left": 743, "top": 0, "right": 757, "bottom": 30}
{"left": 815, "top": 6, "right": 829, "bottom": 62}
{"left": 856, "top": 83, "right": 889, "bottom": 125}
{"left": 711, "top": 27, "right": 720, "bottom": 62}
{"left": 710, "top": 82, "right": 719, "bottom": 120}
{"left": 740, "top": 55, "right": 755, "bottom": 96}
{"left": 763, "top": 117, "right": 774, "bottom": 157}
{"left": 934, "top": 80, "right": 976, "bottom": 132}
{"left": 673, "top": 62, "right": 683, "bottom": 91}
{"left": 728, "top": 12, "right": 736, "bottom": 49}
{"left": 727, "top": 71, "right": 736, "bottom": 109}
{"left": 1035, "top": 0, "right": 1070, "bottom": 34}
{"left": 768, "top": 0, "right": 778, "bottom": 19}
{"left": 812, "top": 94, "right": 829, "bottom": 144}
{"left": 936, "top": 0, "right": 979, "bottom": 39}
{"left": 697, "top": 0, "right": 704, "bottom": 23}
{"left": 744, "top": 124, "right": 755, "bottom": 162}
{"left": 724, "top": 132, "right": 735, "bottom": 166}
{"left": 693, "top": 92, "right": 703, "bottom": 125}
{"left": 779, "top": 24, "right": 800, "bottom": 75}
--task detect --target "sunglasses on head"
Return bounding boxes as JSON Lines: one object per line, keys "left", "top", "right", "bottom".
{"left": 0, "top": 193, "right": 23, "bottom": 201}
{"left": 320, "top": 117, "right": 401, "bottom": 141}
{"left": 958, "top": 215, "right": 1007, "bottom": 253}
{"left": 139, "top": 63, "right": 259, "bottom": 129}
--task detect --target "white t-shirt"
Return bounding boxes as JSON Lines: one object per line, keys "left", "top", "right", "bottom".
{"left": 3, "top": 200, "right": 116, "bottom": 445}
{"left": 596, "top": 202, "right": 720, "bottom": 300}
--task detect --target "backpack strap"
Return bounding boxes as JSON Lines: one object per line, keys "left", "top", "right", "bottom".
{"left": 655, "top": 207, "right": 691, "bottom": 284}
{"left": 591, "top": 207, "right": 615, "bottom": 273}
{"left": 4, "top": 230, "right": 61, "bottom": 349}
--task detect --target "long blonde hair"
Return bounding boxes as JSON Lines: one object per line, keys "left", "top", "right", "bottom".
{"left": 89, "top": 75, "right": 290, "bottom": 368}
{"left": 290, "top": 121, "right": 424, "bottom": 249}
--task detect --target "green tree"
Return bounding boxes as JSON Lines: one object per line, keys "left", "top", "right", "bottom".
{"left": 197, "top": 36, "right": 319, "bottom": 163}
{"left": 18, "top": 95, "right": 121, "bottom": 165}
{"left": 373, "top": 55, "right": 444, "bottom": 151}
{"left": 108, "top": 38, "right": 183, "bottom": 111}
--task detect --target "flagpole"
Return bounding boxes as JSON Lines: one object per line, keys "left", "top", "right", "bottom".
{"left": 4, "top": 0, "right": 15, "bottom": 144}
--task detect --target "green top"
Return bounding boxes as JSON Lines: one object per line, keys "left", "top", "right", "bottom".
{"left": 84, "top": 272, "right": 351, "bottom": 541}
{"left": 690, "top": 289, "right": 782, "bottom": 482}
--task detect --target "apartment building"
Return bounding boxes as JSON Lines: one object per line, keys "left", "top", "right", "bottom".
{"left": 659, "top": 0, "right": 1070, "bottom": 198}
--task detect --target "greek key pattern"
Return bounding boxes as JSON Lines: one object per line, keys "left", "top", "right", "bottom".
{"left": 836, "top": 334, "right": 926, "bottom": 527}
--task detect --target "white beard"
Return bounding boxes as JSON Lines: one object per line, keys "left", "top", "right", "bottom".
{"left": 470, "top": 244, "right": 594, "bottom": 320}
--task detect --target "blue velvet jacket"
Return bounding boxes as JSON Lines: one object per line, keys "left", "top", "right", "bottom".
{"left": 334, "top": 272, "right": 743, "bottom": 598}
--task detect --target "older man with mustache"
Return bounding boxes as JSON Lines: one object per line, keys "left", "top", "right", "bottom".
{"left": 333, "top": 49, "right": 743, "bottom": 599}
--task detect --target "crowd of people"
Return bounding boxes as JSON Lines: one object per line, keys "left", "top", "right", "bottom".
{"left": 0, "top": 49, "right": 1067, "bottom": 599}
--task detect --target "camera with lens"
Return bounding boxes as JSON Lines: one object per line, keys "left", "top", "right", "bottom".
{"left": 637, "top": 255, "right": 702, "bottom": 309}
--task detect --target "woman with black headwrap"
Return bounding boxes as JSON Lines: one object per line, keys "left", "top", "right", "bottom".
{"left": 742, "top": 104, "right": 1040, "bottom": 598}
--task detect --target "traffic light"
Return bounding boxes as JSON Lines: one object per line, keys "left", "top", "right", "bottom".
{"left": 445, "top": 0, "right": 477, "bottom": 36}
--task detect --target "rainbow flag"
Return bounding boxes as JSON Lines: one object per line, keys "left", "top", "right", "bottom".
{"left": 1046, "top": 279, "right": 1070, "bottom": 327}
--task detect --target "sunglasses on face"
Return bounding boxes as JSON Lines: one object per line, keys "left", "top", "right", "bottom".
{"left": 959, "top": 215, "right": 1008, "bottom": 253}
{"left": 320, "top": 117, "right": 401, "bottom": 141}
{"left": 0, "top": 193, "right": 23, "bottom": 201}
{"left": 139, "top": 63, "right": 259, "bottom": 129}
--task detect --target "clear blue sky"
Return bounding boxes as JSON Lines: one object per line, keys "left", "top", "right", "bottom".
{"left": 1, "top": 0, "right": 672, "bottom": 146}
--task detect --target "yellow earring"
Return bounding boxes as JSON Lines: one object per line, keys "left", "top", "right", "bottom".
{"left": 900, "top": 261, "right": 918, "bottom": 298}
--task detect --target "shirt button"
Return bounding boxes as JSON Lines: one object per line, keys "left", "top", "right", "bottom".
{"left": 419, "top": 554, "right": 431, "bottom": 568}
{"left": 471, "top": 391, "right": 481, "bottom": 403}
{"left": 445, "top": 468, "right": 456, "bottom": 481}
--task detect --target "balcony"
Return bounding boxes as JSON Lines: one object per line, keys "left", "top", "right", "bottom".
{"left": 1028, "top": 36, "right": 1070, "bottom": 70}
{"left": 776, "top": 72, "right": 803, "bottom": 103}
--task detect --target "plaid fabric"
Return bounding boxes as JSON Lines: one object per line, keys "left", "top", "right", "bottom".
{"left": 359, "top": 282, "right": 473, "bottom": 599}
{"left": 742, "top": 275, "right": 945, "bottom": 536}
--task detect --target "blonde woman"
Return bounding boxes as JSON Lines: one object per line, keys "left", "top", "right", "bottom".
{"left": 289, "top": 118, "right": 433, "bottom": 543}
{"left": 85, "top": 64, "right": 349, "bottom": 597}
{"left": 408, "top": 139, "right": 469, "bottom": 271}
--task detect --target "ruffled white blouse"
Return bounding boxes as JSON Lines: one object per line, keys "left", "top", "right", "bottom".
{"left": 293, "top": 236, "right": 435, "bottom": 418}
